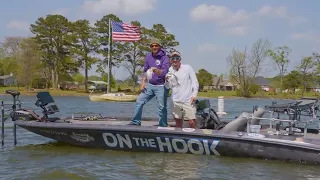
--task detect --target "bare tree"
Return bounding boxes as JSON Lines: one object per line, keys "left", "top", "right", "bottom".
{"left": 227, "top": 38, "right": 271, "bottom": 97}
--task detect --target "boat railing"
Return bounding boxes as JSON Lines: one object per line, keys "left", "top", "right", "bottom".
{"left": 243, "top": 110, "right": 319, "bottom": 138}
{"left": 1, "top": 91, "right": 22, "bottom": 146}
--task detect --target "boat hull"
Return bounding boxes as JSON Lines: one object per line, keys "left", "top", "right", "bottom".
{"left": 15, "top": 120, "right": 320, "bottom": 164}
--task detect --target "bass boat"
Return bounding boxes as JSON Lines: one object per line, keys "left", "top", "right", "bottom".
{"left": 1, "top": 90, "right": 320, "bottom": 165}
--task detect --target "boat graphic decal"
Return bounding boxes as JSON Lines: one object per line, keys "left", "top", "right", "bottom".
{"left": 102, "top": 133, "right": 220, "bottom": 155}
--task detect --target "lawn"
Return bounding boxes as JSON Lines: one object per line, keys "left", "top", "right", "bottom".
{"left": 0, "top": 86, "right": 319, "bottom": 100}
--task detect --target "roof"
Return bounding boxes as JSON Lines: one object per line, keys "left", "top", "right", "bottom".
{"left": 219, "top": 79, "right": 234, "bottom": 86}
{"left": 87, "top": 80, "right": 108, "bottom": 85}
{"left": 212, "top": 76, "right": 220, "bottom": 85}
{"left": 254, "top": 76, "right": 270, "bottom": 86}
{"left": 0, "top": 75, "right": 12, "bottom": 80}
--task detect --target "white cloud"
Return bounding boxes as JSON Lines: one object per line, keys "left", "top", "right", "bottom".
{"left": 6, "top": 20, "right": 29, "bottom": 32}
{"left": 189, "top": 4, "right": 308, "bottom": 36}
{"left": 197, "top": 43, "right": 226, "bottom": 53}
{"left": 190, "top": 4, "right": 250, "bottom": 27}
{"left": 82, "top": 0, "right": 156, "bottom": 16}
{"left": 258, "top": 5, "right": 307, "bottom": 25}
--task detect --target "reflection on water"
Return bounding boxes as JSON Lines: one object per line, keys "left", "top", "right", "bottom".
{"left": 1, "top": 95, "right": 320, "bottom": 179}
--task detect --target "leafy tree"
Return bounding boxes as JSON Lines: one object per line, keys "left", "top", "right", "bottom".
{"left": 102, "top": 73, "right": 116, "bottom": 89}
{"left": 147, "top": 24, "right": 179, "bottom": 53}
{"left": 266, "top": 46, "right": 291, "bottom": 91}
{"left": 94, "top": 14, "right": 122, "bottom": 93}
{"left": 196, "top": 69, "right": 213, "bottom": 91}
{"left": 30, "top": 14, "right": 74, "bottom": 89}
{"left": 283, "top": 70, "right": 302, "bottom": 91}
{"left": 15, "top": 37, "right": 42, "bottom": 89}
{"left": 72, "top": 73, "right": 85, "bottom": 84}
{"left": 118, "top": 21, "right": 146, "bottom": 91}
{"left": 70, "top": 19, "right": 99, "bottom": 92}
{"left": 119, "top": 22, "right": 179, "bottom": 91}
{"left": 297, "top": 56, "right": 316, "bottom": 97}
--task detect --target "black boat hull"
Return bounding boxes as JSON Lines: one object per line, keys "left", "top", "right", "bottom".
{"left": 15, "top": 120, "right": 320, "bottom": 165}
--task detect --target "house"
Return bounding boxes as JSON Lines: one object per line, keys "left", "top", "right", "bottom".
{"left": 0, "top": 74, "right": 15, "bottom": 86}
{"left": 218, "top": 79, "right": 237, "bottom": 91}
{"left": 254, "top": 76, "right": 270, "bottom": 91}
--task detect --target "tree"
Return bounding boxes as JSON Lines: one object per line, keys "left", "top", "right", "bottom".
{"left": 1, "top": 37, "right": 24, "bottom": 76}
{"left": 196, "top": 69, "right": 213, "bottom": 91}
{"left": 283, "top": 70, "right": 302, "bottom": 91}
{"left": 227, "top": 38, "right": 271, "bottom": 97}
{"left": 120, "top": 22, "right": 180, "bottom": 91}
{"left": 147, "top": 24, "right": 179, "bottom": 53}
{"left": 297, "top": 56, "right": 316, "bottom": 97}
{"left": 70, "top": 19, "right": 99, "bottom": 92}
{"left": 118, "top": 21, "right": 146, "bottom": 91}
{"left": 94, "top": 14, "right": 122, "bottom": 93}
{"left": 15, "top": 37, "right": 42, "bottom": 89}
{"left": 312, "top": 52, "right": 320, "bottom": 86}
{"left": 266, "top": 46, "right": 291, "bottom": 92}
{"left": 30, "top": 14, "right": 74, "bottom": 89}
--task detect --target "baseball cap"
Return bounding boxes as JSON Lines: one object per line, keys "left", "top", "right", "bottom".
{"left": 169, "top": 51, "right": 181, "bottom": 57}
{"left": 150, "top": 38, "right": 161, "bottom": 46}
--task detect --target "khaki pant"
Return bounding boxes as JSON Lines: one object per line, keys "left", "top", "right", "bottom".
{"left": 172, "top": 101, "right": 197, "bottom": 120}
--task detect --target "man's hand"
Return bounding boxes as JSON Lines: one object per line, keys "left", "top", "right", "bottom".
{"left": 190, "top": 96, "right": 197, "bottom": 104}
{"left": 151, "top": 67, "right": 162, "bottom": 75}
{"left": 140, "top": 82, "right": 146, "bottom": 91}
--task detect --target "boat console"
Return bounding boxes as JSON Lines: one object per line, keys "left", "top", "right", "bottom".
{"left": 195, "top": 99, "right": 227, "bottom": 130}
{"left": 35, "top": 91, "right": 60, "bottom": 122}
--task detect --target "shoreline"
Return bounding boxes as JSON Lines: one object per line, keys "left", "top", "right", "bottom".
{"left": 0, "top": 91, "right": 315, "bottom": 100}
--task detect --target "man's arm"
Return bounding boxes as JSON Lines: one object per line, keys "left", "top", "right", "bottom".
{"left": 188, "top": 65, "right": 199, "bottom": 97}
{"left": 164, "top": 67, "right": 173, "bottom": 89}
{"left": 153, "top": 55, "right": 170, "bottom": 77}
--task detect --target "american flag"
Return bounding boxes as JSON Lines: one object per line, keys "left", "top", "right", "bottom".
{"left": 111, "top": 21, "right": 141, "bottom": 42}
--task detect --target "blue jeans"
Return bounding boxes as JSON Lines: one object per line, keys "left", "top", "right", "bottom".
{"left": 131, "top": 83, "right": 169, "bottom": 127}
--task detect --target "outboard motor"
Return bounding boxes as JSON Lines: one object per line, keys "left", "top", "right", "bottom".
{"left": 195, "top": 99, "right": 227, "bottom": 130}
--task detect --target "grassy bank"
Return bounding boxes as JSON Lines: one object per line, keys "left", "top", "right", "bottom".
{"left": 0, "top": 86, "right": 319, "bottom": 100}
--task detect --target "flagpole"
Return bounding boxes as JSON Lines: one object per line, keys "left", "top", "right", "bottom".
{"left": 107, "top": 18, "right": 111, "bottom": 94}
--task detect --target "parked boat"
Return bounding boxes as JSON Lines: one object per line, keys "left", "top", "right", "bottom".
{"left": 2, "top": 90, "right": 320, "bottom": 165}
{"left": 89, "top": 93, "right": 137, "bottom": 102}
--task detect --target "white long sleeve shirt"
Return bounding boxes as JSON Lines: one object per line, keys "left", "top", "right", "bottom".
{"left": 164, "top": 64, "right": 199, "bottom": 103}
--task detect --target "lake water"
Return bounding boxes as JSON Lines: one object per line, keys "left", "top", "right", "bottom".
{"left": 0, "top": 95, "right": 320, "bottom": 180}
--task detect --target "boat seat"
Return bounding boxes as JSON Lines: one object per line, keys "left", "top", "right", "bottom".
{"left": 5, "top": 89, "right": 20, "bottom": 97}
{"left": 35, "top": 92, "right": 59, "bottom": 115}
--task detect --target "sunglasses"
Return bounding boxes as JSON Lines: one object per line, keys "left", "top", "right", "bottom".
{"left": 171, "top": 56, "right": 181, "bottom": 61}
{"left": 150, "top": 44, "right": 159, "bottom": 48}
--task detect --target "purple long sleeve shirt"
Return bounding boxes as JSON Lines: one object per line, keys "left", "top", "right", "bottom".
{"left": 143, "top": 49, "right": 170, "bottom": 85}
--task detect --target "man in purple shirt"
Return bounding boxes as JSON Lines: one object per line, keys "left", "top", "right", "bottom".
{"left": 129, "top": 38, "right": 170, "bottom": 127}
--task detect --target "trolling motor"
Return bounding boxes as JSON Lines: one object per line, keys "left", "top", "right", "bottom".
{"left": 195, "top": 99, "right": 227, "bottom": 130}
{"left": 3, "top": 90, "right": 21, "bottom": 145}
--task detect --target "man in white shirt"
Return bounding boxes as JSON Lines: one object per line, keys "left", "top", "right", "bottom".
{"left": 165, "top": 51, "right": 199, "bottom": 128}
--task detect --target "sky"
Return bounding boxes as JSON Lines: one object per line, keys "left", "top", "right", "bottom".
{"left": 1, "top": 0, "right": 319, "bottom": 80}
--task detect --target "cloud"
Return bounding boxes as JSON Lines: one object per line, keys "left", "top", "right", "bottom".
{"left": 197, "top": 43, "right": 226, "bottom": 53}
{"left": 258, "top": 5, "right": 307, "bottom": 25}
{"left": 6, "top": 20, "right": 29, "bottom": 32}
{"left": 189, "top": 4, "right": 308, "bottom": 36}
{"left": 81, "top": 0, "right": 156, "bottom": 16}
{"left": 190, "top": 4, "right": 250, "bottom": 27}
{"left": 291, "top": 31, "right": 320, "bottom": 43}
